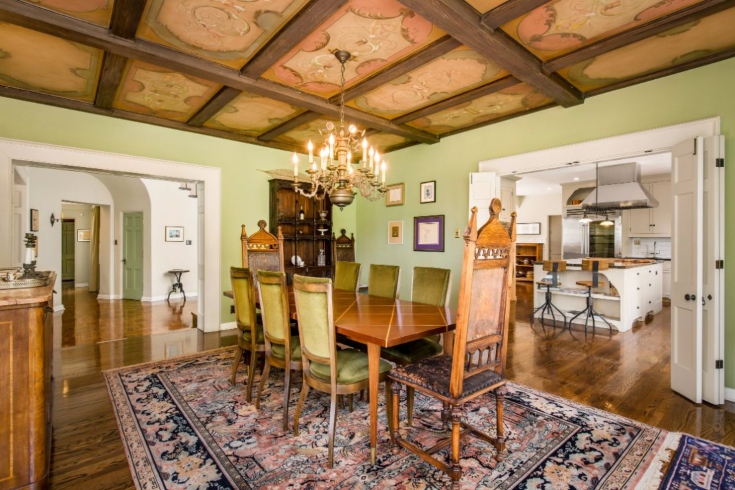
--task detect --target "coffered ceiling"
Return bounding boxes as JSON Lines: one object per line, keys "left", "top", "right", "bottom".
{"left": 0, "top": 0, "right": 732, "bottom": 156}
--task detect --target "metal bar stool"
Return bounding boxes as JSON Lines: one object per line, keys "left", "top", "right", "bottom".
{"left": 532, "top": 260, "right": 567, "bottom": 328}
{"left": 569, "top": 259, "right": 614, "bottom": 331}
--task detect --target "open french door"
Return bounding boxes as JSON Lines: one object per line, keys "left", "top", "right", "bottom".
{"left": 670, "top": 135, "right": 725, "bottom": 404}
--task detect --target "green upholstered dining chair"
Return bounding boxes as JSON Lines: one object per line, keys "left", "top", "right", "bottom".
{"left": 380, "top": 266, "right": 452, "bottom": 425}
{"left": 230, "top": 267, "right": 264, "bottom": 403}
{"left": 291, "top": 274, "right": 393, "bottom": 468}
{"left": 255, "top": 270, "right": 302, "bottom": 431}
{"left": 333, "top": 261, "right": 361, "bottom": 291}
{"left": 368, "top": 264, "right": 401, "bottom": 299}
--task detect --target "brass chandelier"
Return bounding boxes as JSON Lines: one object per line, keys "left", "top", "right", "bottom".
{"left": 291, "top": 50, "right": 387, "bottom": 209}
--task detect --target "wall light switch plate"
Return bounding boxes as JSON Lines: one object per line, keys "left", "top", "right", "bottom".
{"left": 186, "top": 240, "right": 192, "bottom": 245}
{"left": 455, "top": 228, "right": 460, "bottom": 238}
{"left": 634, "top": 239, "right": 641, "bottom": 245}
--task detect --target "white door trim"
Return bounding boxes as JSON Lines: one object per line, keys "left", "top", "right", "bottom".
{"left": 0, "top": 137, "right": 222, "bottom": 332}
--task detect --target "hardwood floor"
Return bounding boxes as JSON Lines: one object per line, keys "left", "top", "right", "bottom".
{"left": 49, "top": 282, "right": 735, "bottom": 488}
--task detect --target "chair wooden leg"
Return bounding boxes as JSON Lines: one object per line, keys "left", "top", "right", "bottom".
{"left": 231, "top": 347, "right": 242, "bottom": 385}
{"left": 246, "top": 348, "right": 257, "bottom": 403}
{"left": 282, "top": 367, "right": 292, "bottom": 432}
{"left": 328, "top": 392, "right": 338, "bottom": 468}
{"left": 255, "top": 361, "right": 270, "bottom": 409}
{"left": 495, "top": 385, "right": 508, "bottom": 461}
{"left": 348, "top": 394, "right": 354, "bottom": 412}
{"left": 450, "top": 406, "right": 463, "bottom": 489}
{"left": 406, "top": 386, "right": 415, "bottom": 427}
{"left": 389, "top": 382, "right": 401, "bottom": 447}
{"left": 384, "top": 379, "right": 393, "bottom": 432}
{"left": 293, "top": 379, "right": 310, "bottom": 437}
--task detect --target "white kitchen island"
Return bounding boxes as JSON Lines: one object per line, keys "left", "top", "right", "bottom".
{"left": 532, "top": 260, "right": 663, "bottom": 332}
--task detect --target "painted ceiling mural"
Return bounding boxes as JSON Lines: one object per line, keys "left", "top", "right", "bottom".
{"left": 464, "top": 0, "right": 510, "bottom": 14}
{"left": 204, "top": 92, "right": 303, "bottom": 136}
{"left": 274, "top": 118, "right": 343, "bottom": 147}
{"left": 503, "top": 0, "right": 703, "bottom": 61}
{"left": 407, "top": 83, "right": 552, "bottom": 135}
{"left": 21, "top": 0, "right": 113, "bottom": 27}
{"left": 136, "top": 0, "right": 309, "bottom": 69}
{"left": 262, "top": 0, "right": 445, "bottom": 98}
{"left": 348, "top": 47, "right": 508, "bottom": 118}
{"left": 368, "top": 133, "right": 410, "bottom": 152}
{"left": 0, "top": 22, "right": 101, "bottom": 101}
{"left": 113, "top": 60, "right": 220, "bottom": 121}
{"left": 561, "top": 7, "right": 735, "bottom": 91}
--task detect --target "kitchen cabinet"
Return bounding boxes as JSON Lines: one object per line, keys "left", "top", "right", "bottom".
{"left": 662, "top": 261, "right": 671, "bottom": 298}
{"left": 628, "top": 181, "right": 671, "bottom": 236}
{"left": 516, "top": 243, "right": 543, "bottom": 282}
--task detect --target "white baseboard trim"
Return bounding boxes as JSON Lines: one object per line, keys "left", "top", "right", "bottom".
{"left": 96, "top": 294, "right": 121, "bottom": 300}
{"left": 141, "top": 292, "right": 198, "bottom": 303}
{"left": 53, "top": 304, "right": 65, "bottom": 312}
{"left": 75, "top": 283, "right": 88, "bottom": 288}
{"left": 724, "top": 387, "right": 735, "bottom": 403}
{"left": 220, "top": 321, "right": 237, "bottom": 331}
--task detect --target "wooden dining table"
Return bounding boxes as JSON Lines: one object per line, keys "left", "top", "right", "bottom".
{"left": 224, "top": 287, "right": 457, "bottom": 464}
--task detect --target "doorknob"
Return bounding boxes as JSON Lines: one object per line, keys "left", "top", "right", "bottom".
{"left": 684, "top": 293, "right": 696, "bottom": 301}
{"left": 122, "top": 258, "right": 127, "bottom": 264}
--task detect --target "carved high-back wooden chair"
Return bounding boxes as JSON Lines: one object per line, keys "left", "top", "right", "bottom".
{"left": 388, "top": 199, "right": 516, "bottom": 489}
{"left": 241, "top": 220, "right": 285, "bottom": 277}
{"left": 332, "top": 229, "right": 356, "bottom": 263}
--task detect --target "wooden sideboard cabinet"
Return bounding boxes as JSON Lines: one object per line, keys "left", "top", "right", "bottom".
{"left": 0, "top": 273, "right": 55, "bottom": 490}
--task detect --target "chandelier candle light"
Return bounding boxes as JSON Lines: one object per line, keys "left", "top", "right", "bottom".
{"left": 291, "top": 50, "right": 388, "bottom": 209}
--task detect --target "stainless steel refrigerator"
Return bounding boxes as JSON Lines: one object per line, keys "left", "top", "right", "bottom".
{"left": 562, "top": 216, "right": 622, "bottom": 260}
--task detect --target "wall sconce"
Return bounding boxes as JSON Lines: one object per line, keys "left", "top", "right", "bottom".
{"left": 50, "top": 212, "right": 60, "bottom": 226}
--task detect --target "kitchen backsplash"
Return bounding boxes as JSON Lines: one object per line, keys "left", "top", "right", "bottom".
{"left": 629, "top": 237, "right": 671, "bottom": 259}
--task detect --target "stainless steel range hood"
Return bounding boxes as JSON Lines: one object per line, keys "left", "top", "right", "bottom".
{"left": 581, "top": 162, "right": 658, "bottom": 210}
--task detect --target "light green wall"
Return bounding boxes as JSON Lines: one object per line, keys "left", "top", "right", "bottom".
{"left": 356, "top": 57, "right": 735, "bottom": 387}
{"left": 0, "top": 98, "right": 319, "bottom": 322}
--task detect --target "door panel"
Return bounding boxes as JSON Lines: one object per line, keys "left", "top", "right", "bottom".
{"left": 123, "top": 212, "right": 144, "bottom": 300}
{"left": 670, "top": 137, "right": 703, "bottom": 403}
{"left": 61, "top": 220, "right": 75, "bottom": 281}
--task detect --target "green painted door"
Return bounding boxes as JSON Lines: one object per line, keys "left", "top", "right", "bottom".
{"left": 123, "top": 212, "right": 144, "bottom": 300}
{"left": 61, "top": 220, "right": 75, "bottom": 281}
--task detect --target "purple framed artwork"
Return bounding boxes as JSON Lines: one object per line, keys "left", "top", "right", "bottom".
{"left": 414, "top": 215, "right": 444, "bottom": 252}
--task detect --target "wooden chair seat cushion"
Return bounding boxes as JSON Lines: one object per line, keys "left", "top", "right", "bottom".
{"left": 310, "top": 349, "right": 392, "bottom": 385}
{"left": 576, "top": 280, "right": 606, "bottom": 287}
{"left": 241, "top": 323, "right": 264, "bottom": 344}
{"left": 388, "top": 355, "right": 505, "bottom": 401}
{"left": 381, "top": 338, "right": 443, "bottom": 365}
{"left": 270, "top": 336, "right": 302, "bottom": 361}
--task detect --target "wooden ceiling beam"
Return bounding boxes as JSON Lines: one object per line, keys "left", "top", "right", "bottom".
{"left": 241, "top": 0, "right": 348, "bottom": 79}
{"left": 392, "top": 75, "right": 519, "bottom": 124}
{"left": 481, "top": 0, "right": 551, "bottom": 31}
{"left": 258, "top": 111, "right": 322, "bottom": 142}
{"left": 109, "top": 0, "right": 147, "bottom": 39}
{"left": 94, "top": 52, "right": 127, "bottom": 109}
{"left": 333, "top": 36, "right": 462, "bottom": 103}
{"left": 397, "top": 0, "right": 582, "bottom": 107}
{"left": 0, "top": 85, "right": 303, "bottom": 153}
{"left": 584, "top": 46, "right": 735, "bottom": 97}
{"left": 0, "top": 0, "right": 439, "bottom": 144}
{"left": 440, "top": 102, "right": 556, "bottom": 137}
{"left": 188, "top": 87, "right": 241, "bottom": 127}
{"left": 544, "top": 0, "right": 735, "bottom": 73}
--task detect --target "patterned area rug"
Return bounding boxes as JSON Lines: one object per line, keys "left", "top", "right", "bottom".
{"left": 104, "top": 348, "right": 682, "bottom": 489}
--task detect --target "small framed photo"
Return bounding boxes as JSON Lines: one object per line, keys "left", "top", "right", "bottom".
{"left": 165, "top": 226, "right": 184, "bottom": 242}
{"left": 420, "top": 181, "right": 436, "bottom": 203}
{"left": 77, "top": 229, "right": 91, "bottom": 242}
{"left": 387, "top": 220, "right": 403, "bottom": 245}
{"left": 414, "top": 215, "right": 445, "bottom": 252}
{"left": 385, "top": 183, "right": 404, "bottom": 207}
{"left": 30, "top": 208, "right": 39, "bottom": 232}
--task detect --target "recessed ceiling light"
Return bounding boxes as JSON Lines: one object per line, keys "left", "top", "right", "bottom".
{"left": 573, "top": 177, "right": 579, "bottom": 181}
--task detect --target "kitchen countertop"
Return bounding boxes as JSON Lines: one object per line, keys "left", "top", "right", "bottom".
{"left": 533, "top": 259, "right": 664, "bottom": 269}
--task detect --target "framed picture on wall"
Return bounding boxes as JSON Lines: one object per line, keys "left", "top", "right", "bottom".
{"left": 165, "top": 226, "right": 184, "bottom": 242}
{"left": 387, "top": 220, "right": 403, "bottom": 245}
{"left": 30, "top": 209, "right": 39, "bottom": 232}
{"left": 517, "top": 222, "right": 541, "bottom": 235}
{"left": 420, "top": 181, "right": 436, "bottom": 203}
{"left": 77, "top": 229, "right": 91, "bottom": 242}
{"left": 414, "top": 215, "right": 445, "bottom": 252}
{"left": 385, "top": 183, "right": 404, "bottom": 206}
